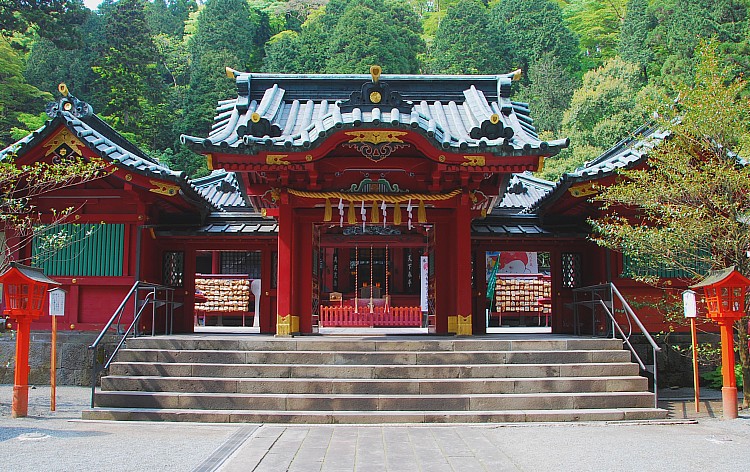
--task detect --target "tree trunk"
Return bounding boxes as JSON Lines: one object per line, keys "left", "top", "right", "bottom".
{"left": 737, "top": 317, "right": 749, "bottom": 409}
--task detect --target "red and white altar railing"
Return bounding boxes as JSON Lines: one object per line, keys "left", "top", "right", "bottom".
{"left": 319, "top": 305, "right": 422, "bottom": 327}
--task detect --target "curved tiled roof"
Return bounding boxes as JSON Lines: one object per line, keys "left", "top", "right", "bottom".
{"left": 192, "top": 170, "right": 251, "bottom": 211}
{"left": 182, "top": 72, "right": 569, "bottom": 156}
{"left": 0, "top": 94, "right": 219, "bottom": 212}
{"left": 528, "top": 124, "right": 668, "bottom": 213}
{"left": 496, "top": 173, "right": 555, "bottom": 214}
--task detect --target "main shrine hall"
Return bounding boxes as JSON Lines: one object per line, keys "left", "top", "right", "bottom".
{"left": 1, "top": 68, "right": 674, "bottom": 337}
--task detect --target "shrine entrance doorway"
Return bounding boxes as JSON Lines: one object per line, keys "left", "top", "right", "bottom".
{"left": 314, "top": 224, "right": 435, "bottom": 332}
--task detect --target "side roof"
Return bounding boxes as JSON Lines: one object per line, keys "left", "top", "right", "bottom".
{"left": 494, "top": 173, "right": 556, "bottom": 215}
{"left": 528, "top": 124, "right": 669, "bottom": 214}
{"left": 181, "top": 70, "right": 569, "bottom": 157}
{"left": 0, "top": 93, "right": 220, "bottom": 213}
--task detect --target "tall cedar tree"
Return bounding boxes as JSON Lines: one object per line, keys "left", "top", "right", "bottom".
{"left": 264, "top": 0, "right": 424, "bottom": 74}
{"left": 429, "top": 0, "right": 509, "bottom": 74}
{"left": 0, "top": 0, "right": 89, "bottom": 49}
{"left": 591, "top": 42, "right": 750, "bottom": 406}
{"left": 490, "top": 0, "right": 579, "bottom": 78}
{"left": 93, "top": 0, "right": 169, "bottom": 149}
{"left": 183, "top": 0, "right": 270, "bottom": 138}
{"left": 618, "top": 0, "right": 654, "bottom": 81}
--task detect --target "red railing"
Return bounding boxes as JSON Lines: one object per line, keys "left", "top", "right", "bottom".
{"left": 319, "top": 305, "right": 422, "bottom": 327}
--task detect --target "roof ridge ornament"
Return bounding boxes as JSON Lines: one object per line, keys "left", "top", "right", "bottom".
{"left": 339, "top": 65, "right": 412, "bottom": 114}
{"left": 45, "top": 83, "right": 93, "bottom": 119}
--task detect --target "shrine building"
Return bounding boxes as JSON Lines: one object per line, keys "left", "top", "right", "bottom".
{"left": 0, "top": 70, "right": 681, "bottom": 337}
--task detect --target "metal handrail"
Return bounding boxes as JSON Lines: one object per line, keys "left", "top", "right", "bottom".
{"left": 88, "top": 281, "right": 175, "bottom": 408}
{"left": 570, "top": 282, "right": 661, "bottom": 408}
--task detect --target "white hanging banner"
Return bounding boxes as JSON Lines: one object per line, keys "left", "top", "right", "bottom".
{"left": 381, "top": 200, "right": 387, "bottom": 227}
{"left": 338, "top": 198, "right": 344, "bottom": 227}
{"left": 420, "top": 255, "right": 429, "bottom": 312}
{"left": 361, "top": 200, "right": 366, "bottom": 231}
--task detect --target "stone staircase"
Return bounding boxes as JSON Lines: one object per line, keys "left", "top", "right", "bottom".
{"left": 82, "top": 335, "right": 668, "bottom": 423}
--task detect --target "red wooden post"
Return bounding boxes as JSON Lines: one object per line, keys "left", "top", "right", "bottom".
{"left": 455, "top": 192, "right": 473, "bottom": 335}
{"left": 276, "top": 191, "right": 294, "bottom": 334}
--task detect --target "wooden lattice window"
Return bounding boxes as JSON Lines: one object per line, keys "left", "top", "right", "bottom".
{"left": 163, "top": 251, "right": 184, "bottom": 287}
{"left": 220, "top": 251, "right": 261, "bottom": 278}
{"left": 561, "top": 252, "right": 582, "bottom": 288}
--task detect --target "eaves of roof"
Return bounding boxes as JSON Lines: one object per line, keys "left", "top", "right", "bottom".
{"left": 0, "top": 94, "right": 220, "bottom": 213}
{"left": 527, "top": 124, "right": 668, "bottom": 214}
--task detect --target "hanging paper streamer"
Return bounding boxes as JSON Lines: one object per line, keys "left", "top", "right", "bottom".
{"left": 394, "top": 202, "right": 402, "bottom": 226}
{"left": 338, "top": 198, "right": 344, "bottom": 227}
{"left": 324, "top": 198, "right": 332, "bottom": 222}
{"left": 406, "top": 199, "right": 413, "bottom": 230}
{"left": 348, "top": 200, "right": 356, "bottom": 224}
{"left": 418, "top": 199, "right": 426, "bottom": 223}
{"left": 361, "top": 200, "right": 366, "bottom": 230}
{"left": 371, "top": 200, "right": 379, "bottom": 224}
{"left": 381, "top": 200, "right": 387, "bottom": 227}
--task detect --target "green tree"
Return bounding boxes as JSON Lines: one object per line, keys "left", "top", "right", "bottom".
{"left": 545, "top": 57, "right": 647, "bottom": 178}
{"left": 618, "top": 0, "right": 654, "bottom": 81}
{"left": 590, "top": 42, "right": 750, "bottom": 406}
{"left": 324, "top": 1, "right": 423, "bottom": 74}
{"left": 428, "top": 0, "right": 509, "bottom": 74}
{"left": 0, "top": 37, "right": 51, "bottom": 148}
{"left": 490, "top": 0, "right": 580, "bottom": 77}
{"left": 563, "top": 0, "right": 626, "bottom": 69}
{"left": 647, "top": 0, "right": 748, "bottom": 86}
{"left": 93, "top": 0, "right": 169, "bottom": 150}
{"left": 519, "top": 53, "right": 577, "bottom": 134}
{"left": 0, "top": 0, "right": 89, "bottom": 48}
{"left": 146, "top": 0, "right": 197, "bottom": 37}
{"left": 183, "top": 0, "right": 270, "bottom": 140}
{"left": 263, "top": 0, "right": 424, "bottom": 74}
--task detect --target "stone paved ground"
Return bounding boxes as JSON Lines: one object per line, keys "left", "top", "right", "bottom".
{"left": 0, "top": 385, "right": 748, "bottom": 472}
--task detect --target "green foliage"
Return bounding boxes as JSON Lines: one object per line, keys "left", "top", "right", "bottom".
{"left": 563, "top": 0, "right": 626, "bottom": 69}
{"left": 618, "top": 0, "right": 654, "bottom": 80}
{"left": 702, "top": 364, "right": 743, "bottom": 389}
{"left": 0, "top": 0, "right": 89, "bottom": 49}
{"left": 183, "top": 0, "right": 270, "bottom": 139}
{"left": 0, "top": 37, "right": 51, "bottom": 148}
{"left": 647, "top": 0, "right": 749, "bottom": 87}
{"left": 490, "top": 0, "right": 580, "bottom": 77}
{"left": 145, "top": 0, "right": 197, "bottom": 37}
{"left": 428, "top": 0, "right": 509, "bottom": 74}
{"left": 546, "top": 57, "right": 647, "bottom": 178}
{"left": 518, "top": 53, "right": 577, "bottom": 134}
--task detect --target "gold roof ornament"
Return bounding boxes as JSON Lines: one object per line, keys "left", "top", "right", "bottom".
{"left": 511, "top": 69, "right": 522, "bottom": 81}
{"left": 370, "top": 65, "right": 381, "bottom": 83}
{"left": 58, "top": 83, "right": 69, "bottom": 97}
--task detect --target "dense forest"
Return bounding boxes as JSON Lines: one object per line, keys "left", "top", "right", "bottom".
{"left": 2, "top": 0, "right": 749, "bottom": 179}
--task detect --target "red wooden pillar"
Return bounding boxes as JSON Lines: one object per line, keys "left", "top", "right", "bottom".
{"left": 276, "top": 190, "right": 296, "bottom": 335}
{"left": 294, "top": 217, "right": 313, "bottom": 334}
{"left": 12, "top": 317, "right": 31, "bottom": 417}
{"left": 455, "top": 192, "right": 473, "bottom": 335}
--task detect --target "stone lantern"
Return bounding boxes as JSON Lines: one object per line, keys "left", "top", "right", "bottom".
{"left": 0, "top": 262, "right": 60, "bottom": 417}
{"left": 690, "top": 266, "right": 750, "bottom": 419}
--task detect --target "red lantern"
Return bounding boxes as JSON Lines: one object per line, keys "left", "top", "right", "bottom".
{"left": 690, "top": 266, "right": 750, "bottom": 420}
{"left": 0, "top": 262, "right": 60, "bottom": 417}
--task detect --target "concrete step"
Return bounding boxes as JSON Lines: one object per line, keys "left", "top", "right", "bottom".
{"left": 93, "top": 391, "right": 657, "bottom": 411}
{"left": 108, "top": 361, "right": 642, "bottom": 379}
{"left": 125, "top": 337, "right": 625, "bottom": 352}
{"left": 82, "top": 407, "right": 669, "bottom": 423}
{"left": 113, "top": 349, "right": 632, "bottom": 365}
{"left": 101, "top": 375, "right": 648, "bottom": 395}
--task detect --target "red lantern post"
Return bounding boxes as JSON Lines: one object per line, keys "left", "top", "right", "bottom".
{"left": 0, "top": 263, "right": 60, "bottom": 417}
{"left": 690, "top": 266, "right": 750, "bottom": 420}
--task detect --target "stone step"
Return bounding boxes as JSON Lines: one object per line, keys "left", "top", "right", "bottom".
{"left": 114, "top": 349, "right": 632, "bottom": 365}
{"left": 101, "top": 375, "right": 648, "bottom": 395}
{"left": 108, "top": 361, "right": 641, "bottom": 379}
{"left": 93, "top": 391, "right": 657, "bottom": 411}
{"left": 82, "top": 407, "right": 669, "bottom": 423}
{"left": 125, "top": 337, "right": 624, "bottom": 352}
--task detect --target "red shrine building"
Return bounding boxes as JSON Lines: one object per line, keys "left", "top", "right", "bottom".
{"left": 0, "top": 69, "right": 679, "bottom": 337}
